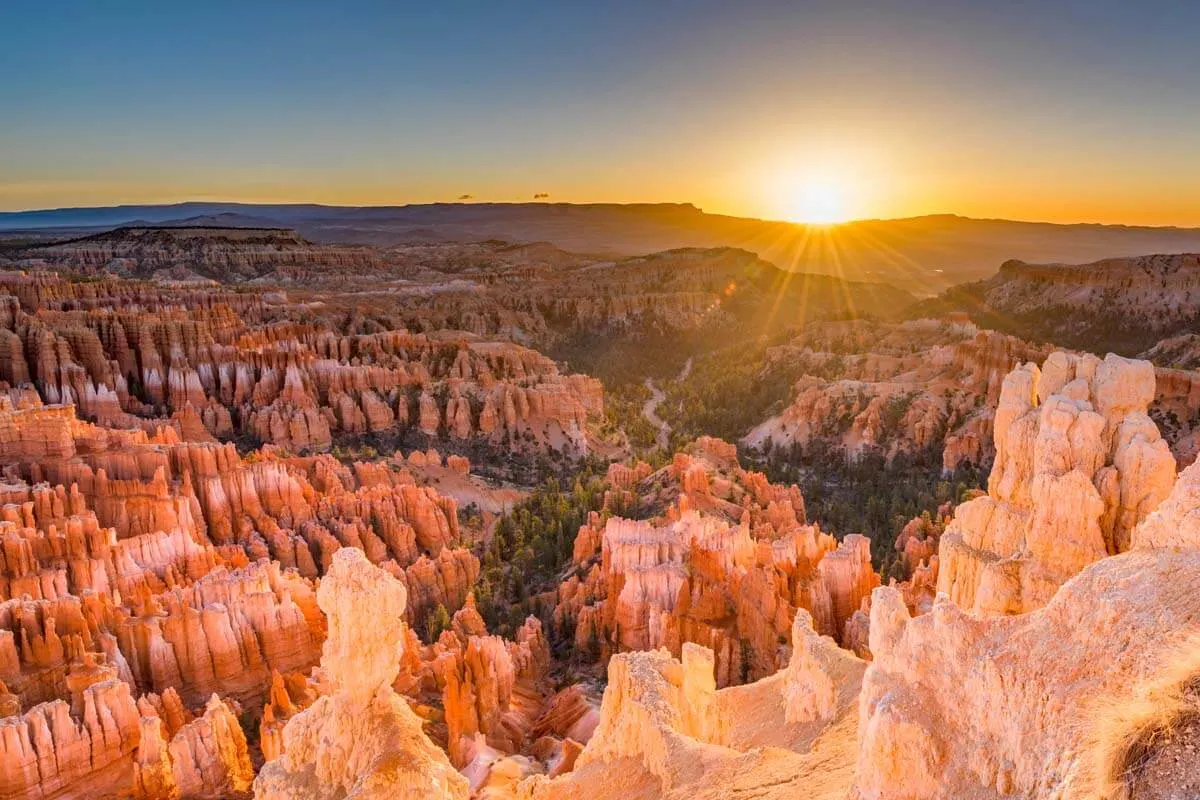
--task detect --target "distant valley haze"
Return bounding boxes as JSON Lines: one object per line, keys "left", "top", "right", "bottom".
{"left": 6, "top": 200, "right": 1200, "bottom": 296}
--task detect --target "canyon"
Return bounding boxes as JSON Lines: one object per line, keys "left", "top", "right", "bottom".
{"left": 8, "top": 203, "right": 1200, "bottom": 295}
{"left": 0, "top": 227, "right": 1197, "bottom": 799}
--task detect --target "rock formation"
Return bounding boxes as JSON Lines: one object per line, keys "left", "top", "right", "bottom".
{"left": 743, "top": 320, "right": 1050, "bottom": 471}
{"left": 253, "top": 547, "right": 469, "bottom": 800}
{"left": 134, "top": 692, "right": 254, "bottom": 799}
{"left": 856, "top": 547, "right": 1200, "bottom": 799}
{"left": 553, "top": 438, "right": 878, "bottom": 686}
{"left": 1130, "top": 456, "right": 1200, "bottom": 549}
{"left": 520, "top": 609, "right": 866, "bottom": 800}
{"left": 854, "top": 351, "right": 1200, "bottom": 799}
{"left": 937, "top": 253, "right": 1200, "bottom": 351}
{"left": 5, "top": 253, "right": 1200, "bottom": 800}
{"left": 0, "top": 271, "right": 603, "bottom": 461}
{"left": 937, "top": 352, "right": 1176, "bottom": 614}
{"left": 0, "top": 392, "right": 486, "bottom": 798}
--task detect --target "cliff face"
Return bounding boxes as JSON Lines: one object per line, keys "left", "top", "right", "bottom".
{"left": 254, "top": 547, "right": 469, "bottom": 800}
{"left": 553, "top": 438, "right": 877, "bottom": 687}
{"left": 18, "top": 226, "right": 386, "bottom": 283}
{"left": 987, "top": 253, "right": 1200, "bottom": 332}
{"left": 744, "top": 317, "right": 1200, "bottom": 476}
{"left": 853, "top": 353, "right": 1200, "bottom": 800}
{"left": 744, "top": 320, "right": 1050, "bottom": 471}
{"left": 937, "top": 352, "right": 1176, "bottom": 614}
{"left": 922, "top": 253, "right": 1200, "bottom": 359}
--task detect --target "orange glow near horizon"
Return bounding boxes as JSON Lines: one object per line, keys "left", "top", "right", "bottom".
{"left": 6, "top": 4, "right": 1200, "bottom": 229}
{"left": 781, "top": 177, "right": 852, "bottom": 225}
{"left": 757, "top": 151, "right": 871, "bottom": 226}
{"left": 5, "top": 160, "right": 1200, "bottom": 229}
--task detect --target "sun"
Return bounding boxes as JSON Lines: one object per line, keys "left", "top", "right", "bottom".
{"left": 789, "top": 177, "right": 850, "bottom": 224}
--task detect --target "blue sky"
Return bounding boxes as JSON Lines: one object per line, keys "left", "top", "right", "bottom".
{"left": 3, "top": 0, "right": 1200, "bottom": 223}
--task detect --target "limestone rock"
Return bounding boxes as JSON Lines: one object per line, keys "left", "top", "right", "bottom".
{"left": 1131, "top": 457, "right": 1200, "bottom": 549}
{"left": 937, "top": 352, "right": 1176, "bottom": 614}
{"left": 554, "top": 440, "right": 873, "bottom": 686}
{"left": 855, "top": 548, "right": 1200, "bottom": 799}
{"left": 253, "top": 547, "right": 469, "bottom": 800}
{"left": 521, "top": 609, "right": 866, "bottom": 800}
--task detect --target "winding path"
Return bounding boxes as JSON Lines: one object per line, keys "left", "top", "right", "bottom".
{"left": 641, "top": 358, "right": 692, "bottom": 450}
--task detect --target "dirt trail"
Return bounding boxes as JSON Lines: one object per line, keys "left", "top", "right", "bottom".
{"left": 642, "top": 358, "right": 692, "bottom": 450}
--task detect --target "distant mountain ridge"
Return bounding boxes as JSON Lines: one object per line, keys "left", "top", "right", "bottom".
{"left": 6, "top": 201, "right": 1200, "bottom": 295}
{"left": 912, "top": 252, "right": 1200, "bottom": 355}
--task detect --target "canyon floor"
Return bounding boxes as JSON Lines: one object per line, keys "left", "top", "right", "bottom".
{"left": 0, "top": 222, "right": 1197, "bottom": 799}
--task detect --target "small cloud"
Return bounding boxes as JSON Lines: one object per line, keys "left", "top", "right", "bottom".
{"left": 458, "top": 194, "right": 474, "bottom": 201}
{"left": 533, "top": 192, "right": 550, "bottom": 200}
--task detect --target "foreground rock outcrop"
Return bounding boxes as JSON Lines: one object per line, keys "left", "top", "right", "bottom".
{"left": 254, "top": 547, "right": 469, "bottom": 800}
{"left": 854, "top": 355, "right": 1200, "bottom": 800}
{"left": 521, "top": 608, "right": 866, "bottom": 800}
{"left": 937, "top": 351, "right": 1176, "bottom": 614}
{"left": 857, "top": 547, "right": 1200, "bottom": 799}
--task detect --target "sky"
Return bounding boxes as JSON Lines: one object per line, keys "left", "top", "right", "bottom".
{"left": 3, "top": 0, "right": 1200, "bottom": 225}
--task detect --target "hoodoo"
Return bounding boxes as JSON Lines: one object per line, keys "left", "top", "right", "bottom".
{"left": 936, "top": 351, "right": 1176, "bottom": 615}
{"left": 253, "top": 547, "right": 469, "bottom": 800}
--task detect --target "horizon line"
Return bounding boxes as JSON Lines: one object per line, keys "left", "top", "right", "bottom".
{"left": 2, "top": 199, "right": 1199, "bottom": 232}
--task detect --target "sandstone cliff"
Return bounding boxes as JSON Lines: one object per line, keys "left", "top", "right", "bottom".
{"left": 854, "top": 352, "right": 1200, "bottom": 799}
{"left": 743, "top": 320, "right": 1050, "bottom": 471}
{"left": 0, "top": 272, "right": 603, "bottom": 460}
{"left": 856, "top": 547, "right": 1200, "bottom": 799}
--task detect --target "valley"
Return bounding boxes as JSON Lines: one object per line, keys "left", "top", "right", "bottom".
{"left": 0, "top": 217, "right": 1198, "bottom": 799}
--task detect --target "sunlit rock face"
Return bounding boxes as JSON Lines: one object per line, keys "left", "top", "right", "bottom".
{"left": 973, "top": 253, "right": 1200, "bottom": 341}
{"left": 0, "top": 398, "right": 480, "bottom": 704}
{"left": 856, "top": 547, "right": 1200, "bottom": 800}
{"left": 0, "top": 391, "right": 490, "bottom": 799}
{"left": 0, "top": 675, "right": 253, "bottom": 800}
{"left": 7, "top": 245, "right": 1200, "bottom": 800}
{"left": 253, "top": 547, "right": 469, "bottom": 800}
{"left": 937, "top": 351, "right": 1176, "bottom": 615}
{"left": 519, "top": 609, "right": 867, "bottom": 800}
{"left": 256, "top": 591, "right": 595, "bottom": 793}
{"left": 854, "top": 352, "right": 1200, "bottom": 800}
{"left": 1131, "top": 456, "right": 1200, "bottom": 549}
{"left": 0, "top": 271, "right": 603, "bottom": 459}
{"left": 425, "top": 599, "right": 552, "bottom": 770}
{"left": 134, "top": 692, "right": 255, "bottom": 800}
{"left": 554, "top": 437, "right": 877, "bottom": 687}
